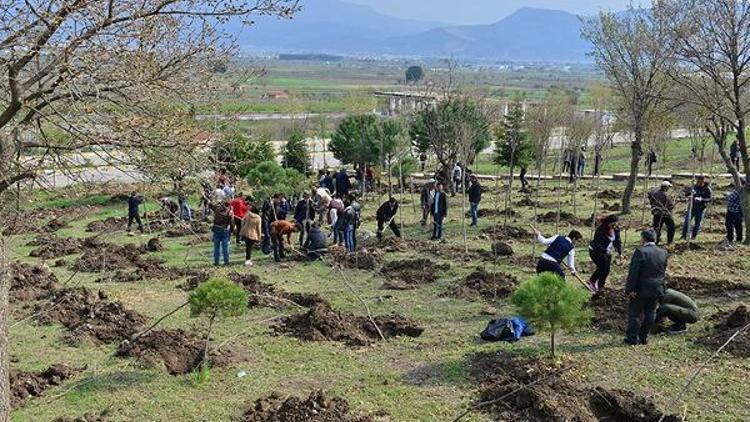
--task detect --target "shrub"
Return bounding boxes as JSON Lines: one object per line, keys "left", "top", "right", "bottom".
{"left": 511, "top": 272, "right": 592, "bottom": 357}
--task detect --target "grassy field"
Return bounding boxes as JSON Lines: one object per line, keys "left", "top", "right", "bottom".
{"left": 6, "top": 177, "right": 749, "bottom": 421}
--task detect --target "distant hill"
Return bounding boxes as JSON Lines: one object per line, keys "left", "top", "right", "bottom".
{"left": 236, "top": 3, "right": 591, "bottom": 62}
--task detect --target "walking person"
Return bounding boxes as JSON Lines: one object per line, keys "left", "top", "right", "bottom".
{"left": 681, "top": 175, "right": 712, "bottom": 241}
{"left": 431, "top": 183, "right": 448, "bottom": 240}
{"left": 420, "top": 179, "right": 436, "bottom": 226}
{"left": 294, "top": 191, "right": 316, "bottom": 248}
{"left": 534, "top": 229, "right": 583, "bottom": 279}
{"left": 127, "top": 192, "right": 144, "bottom": 235}
{"left": 376, "top": 197, "right": 401, "bottom": 240}
{"left": 239, "top": 204, "right": 262, "bottom": 266}
{"left": 211, "top": 200, "right": 233, "bottom": 266}
{"left": 624, "top": 229, "right": 668, "bottom": 345}
{"left": 648, "top": 181, "right": 676, "bottom": 245}
{"left": 467, "top": 175, "right": 482, "bottom": 227}
{"left": 230, "top": 194, "right": 248, "bottom": 245}
{"left": 519, "top": 166, "right": 530, "bottom": 191}
{"left": 725, "top": 179, "right": 744, "bottom": 244}
{"left": 587, "top": 215, "right": 623, "bottom": 293}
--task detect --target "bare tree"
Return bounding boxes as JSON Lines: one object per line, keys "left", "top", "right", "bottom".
{"left": 660, "top": 0, "right": 750, "bottom": 243}
{"left": 565, "top": 113, "right": 595, "bottom": 217}
{"left": 0, "top": 1, "right": 300, "bottom": 418}
{"left": 582, "top": 6, "right": 676, "bottom": 214}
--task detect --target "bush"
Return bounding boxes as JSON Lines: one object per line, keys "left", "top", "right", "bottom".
{"left": 511, "top": 273, "right": 592, "bottom": 357}
{"left": 246, "top": 160, "right": 305, "bottom": 200}
{"left": 282, "top": 130, "right": 311, "bottom": 175}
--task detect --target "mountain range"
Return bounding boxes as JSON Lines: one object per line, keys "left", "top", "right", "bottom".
{"left": 238, "top": 0, "right": 592, "bottom": 62}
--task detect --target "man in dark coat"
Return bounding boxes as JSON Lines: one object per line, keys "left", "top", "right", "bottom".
{"left": 322, "top": 170, "right": 335, "bottom": 193}
{"left": 648, "top": 181, "right": 676, "bottom": 245}
{"left": 624, "top": 229, "right": 668, "bottom": 345}
{"left": 430, "top": 183, "right": 448, "bottom": 240}
{"left": 294, "top": 192, "right": 316, "bottom": 247}
{"left": 376, "top": 197, "right": 400, "bottom": 240}
{"left": 304, "top": 222, "right": 328, "bottom": 261}
{"left": 127, "top": 192, "right": 144, "bottom": 234}
{"left": 335, "top": 168, "right": 351, "bottom": 198}
{"left": 467, "top": 175, "right": 482, "bottom": 227}
{"left": 681, "top": 175, "right": 712, "bottom": 240}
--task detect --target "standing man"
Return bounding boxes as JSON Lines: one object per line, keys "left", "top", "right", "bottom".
{"left": 681, "top": 175, "right": 712, "bottom": 241}
{"left": 577, "top": 147, "right": 586, "bottom": 178}
{"left": 211, "top": 200, "right": 233, "bottom": 266}
{"left": 127, "top": 192, "right": 144, "bottom": 235}
{"left": 335, "top": 168, "right": 351, "bottom": 199}
{"left": 562, "top": 148, "right": 573, "bottom": 174}
{"left": 648, "top": 181, "right": 676, "bottom": 245}
{"left": 534, "top": 229, "right": 583, "bottom": 279}
{"left": 419, "top": 152, "right": 428, "bottom": 172}
{"left": 294, "top": 191, "right": 316, "bottom": 248}
{"left": 467, "top": 175, "right": 482, "bottom": 227}
{"left": 593, "top": 147, "right": 603, "bottom": 176}
{"left": 420, "top": 179, "right": 436, "bottom": 226}
{"left": 431, "top": 183, "right": 448, "bottom": 240}
{"left": 452, "top": 162, "right": 463, "bottom": 196}
{"left": 342, "top": 195, "right": 361, "bottom": 252}
{"left": 230, "top": 194, "right": 248, "bottom": 245}
{"left": 647, "top": 148, "right": 658, "bottom": 177}
{"left": 725, "top": 179, "right": 744, "bottom": 244}
{"left": 624, "top": 229, "right": 668, "bottom": 346}
{"left": 321, "top": 170, "right": 335, "bottom": 193}
{"left": 376, "top": 197, "right": 401, "bottom": 240}
{"left": 239, "top": 203, "right": 262, "bottom": 266}
{"left": 730, "top": 140, "right": 740, "bottom": 169}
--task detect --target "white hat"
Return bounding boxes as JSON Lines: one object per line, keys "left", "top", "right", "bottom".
{"left": 661, "top": 180, "right": 673, "bottom": 188}
{"left": 428, "top": 178, "right": 436, "bottom": 184}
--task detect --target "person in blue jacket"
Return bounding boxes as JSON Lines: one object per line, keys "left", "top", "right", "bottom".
{"left": 534, "top": 229, "right": 583, "bottom": 278}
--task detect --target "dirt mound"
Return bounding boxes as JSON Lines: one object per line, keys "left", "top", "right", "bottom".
{"left": 141, "top": 237, "right": 164, "bottom": 252}
{"left": 671, "top": 242, "right": 705, "bottom": 253}
{"left": 602, "top": 201, "right": 621, "bottom": 212}
{"left": 28, "top": 235, "right": 103, "bottom": 259}
{"left": 589, "top": 289, "right": 628, "bottom": 332}
{"left": 516, "top": 197, "right": 540, "bottom": 207}
{"left": 329, "top": 248, "right": 380, "bottom": 270}
{"left": 274, "top": 303, "right": 423, "bottom": 346}
{"left": 10, "top": 261, "right": 58, "bottom": 301}
{"left": 178, "top": 271, "right": 211, "bottom": 291}
{"left": 444, "top": 269, "right": 519, "bottom": 302}
{"left": 95, "top": 265, "right": 201, "bottom": 284}
{"left": 359, "top": 236, "right": 405, "bottom": 253}
{"left": 482, "top": 225, "right": 532, "bottom": 240}
{"left": 665, "top": 276, "right": 748, "bottom": 298}
{"left": 491, "top": 242, "right": 514, "bottom": 256}
{"left": 86, "top": 216, "right": 127, "bottom": 233}
{"left": 228, "top": 273, "right": 327, "bottom": 309}
{"left": 163, "top": 221, "right": 210, "bottom": 238}
{"left": 117, "top": 329, "right": 235, "bottom": 375}
{"left": 10, "top": 364, "right": 80, "bottom": 408}
{"left": 467, "top": 352, "right": 679, "bottom": 421}
{"left": 242, "top": 390, "right": 373, "bottom": 422}
{"left": 381, "top": 258, "right": 449, "bottom": 290}
{"left": 536, "top": 211, "right": 585, "bottom": 226}
{"left": 466, "top": 208, "right": 518, "bottom": 218}
{"left": 596, "top": 189, "right": 621, "bottom": 200}
{"left": 697, "top": 305, "right": 750, "bottom": 357}
{"left": 35, "top": 288, "right": 146, "bottom": 344}
{"left": 72, "top": 242, "right": 164, "bottom": 273}
{"left": 51, "top": 409, "right": 110, "bottom": 422}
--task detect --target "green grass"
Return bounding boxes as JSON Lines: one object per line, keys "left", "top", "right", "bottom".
{"left": 7, "top": 179, "right": 750, "bottom": 421}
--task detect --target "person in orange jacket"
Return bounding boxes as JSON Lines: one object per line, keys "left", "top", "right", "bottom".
{"left": 271, "top": 219, "right": 297, "bottom": 262}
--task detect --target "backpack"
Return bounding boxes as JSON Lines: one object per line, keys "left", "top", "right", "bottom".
{"left": 480, "top": 317, "right": 534, "bottom": 342}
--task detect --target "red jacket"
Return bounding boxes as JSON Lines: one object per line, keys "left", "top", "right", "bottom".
{"left": 230, "top": 198, "right": 248, "bottom": 219}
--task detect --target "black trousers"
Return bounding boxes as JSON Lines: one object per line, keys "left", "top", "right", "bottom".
{"left": 536, "top": 259, "right": 565, "bottom": 278}
{"left": 626, "top": 296, "right": 659, "bottom": 344}
{"left": 652, "top": 214, "right": 675, "bottom": 245}
{"left": 128, "top": 213, "right": 143, "bottom": 232}
{"left": 588, "top": 250, "right": 612, "bottom": 289}
{"left": 377, "top": 219, "right": 401, "bottom": 239}
{"left": 726, "top": 211, "right": 744, "bottom": 242}
{"left": 272, "top": 234, "right": 285, "bottom": 262}
{"left": 519, "top": 167, "right": 529, "bottom": 189}
{"left": 234, "top": 217, "right": 243, "bottom": 244}
{"left": 244, "top": 239, "right": 256, "bottom": 260}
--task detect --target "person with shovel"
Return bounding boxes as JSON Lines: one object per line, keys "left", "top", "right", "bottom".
{"left": 587, "top": 214, "right": 623, "bottom": 293}
{"left": 376, "top": 197, "right": 401, "bottom": 240}
{"left": 533, "top": 228, "right": 583, "bottom": 279}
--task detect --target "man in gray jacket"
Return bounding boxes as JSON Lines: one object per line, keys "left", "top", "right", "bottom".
{"left": 624, "top": 229, "right": 668, "bottom": 345}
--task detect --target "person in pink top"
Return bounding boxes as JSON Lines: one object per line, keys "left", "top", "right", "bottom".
{"left": 230, "top": 194, "right": 249, "bottom": 245}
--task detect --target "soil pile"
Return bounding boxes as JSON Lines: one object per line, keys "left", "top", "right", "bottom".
{"left": 72, "top": 242, "right": 165, "bottom": 273}
{"left": 516, "top": 197, "right": 539, "bottom": 208}
{"left": 241, "top": 391, "right": 373, "bottom": 422}
{"left": 178, "top": 271, "right": 210, "bottom": 291}
{"left": 329, "top": 248, "right": 380, "bottom": 270}
{"left": 467, "top": 352, "right": 679, "bottom": 421}
{"left": 359, "top": 236, "right": 405, "bottom": 253}
{"left": 444, "top": 269, "right": 519, "bottom": 302}
{"left": 274, "top": 303, "right": 423, "bottom": 346}
{"left": 589, "top": 289, "right": 628, "bottom": 332}
{"left": 86, "top": 216, "right": 127, "bottom": 233}
{"left": 596, "top": 189, "right": 621, "bottom": 200}
{"left": 466, "top": 208, "right": 517, "bottom": 218}
{"left": 163, "top": 221, "right": 210, "bottom": 238}
{"left": 117, "top": 329, "right": 234, "bottom": 375}
{"left": 671, "top": 242, "right": 704, "bottom": 253}
{"left": 28, "top": 235, "right": 102, "bottom": 259}
{"left": 491, "top": 242, "right": 514, "bottom": 257}
{"left": 483, "top": 226, "right": 532, "bottom": 240}
{"left": 536, "top": 211, "right": 585, "bottom": 226}
{"left": 35, "top": 288, "right": 146, "bottom": 344}
{"left": 229, "top": 272, "right": 327, "bottom": 309}
{"left": 141, "top": 237, "right": 164, "bottom": 252}
{"left": 51, "top": 410, "right": 110, "bottom": 422}
{"left": 697, "top": 305, "right": 750, "bottom": 357}
{"left": 665, "top": 275, "right": 748, "bottom": 298}
{"left": 10, "top": 364, "right": 79, "bottom": 408}
{"left": 10, "top": 261, "right": 58, "bottom": 301}
{"left": 381, "top": 258, "right": 449, "bottom": 290}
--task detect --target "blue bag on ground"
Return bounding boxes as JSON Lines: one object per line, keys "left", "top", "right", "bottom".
{"left": 480, "top": 317, "right": 535, "bottom": 342}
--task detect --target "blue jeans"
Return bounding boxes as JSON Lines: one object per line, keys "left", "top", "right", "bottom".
{"left": 470, "top": 202, "right": 478, "bottom": 226}
{"left": 682, "top": 208, "right": 705, "bottom": 240}
{"left": 344, "top": 224, "right": 356, "bottom": 252}
{"left": 212, "top": 227, "right": 230, "bottom": 265}
{"left": 432, "top": 213, "right": 444, "bottom": 239}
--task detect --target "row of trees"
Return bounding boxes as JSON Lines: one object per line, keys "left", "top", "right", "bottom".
{"left": 583, "top": 0, "right": 750, "bottom": 243}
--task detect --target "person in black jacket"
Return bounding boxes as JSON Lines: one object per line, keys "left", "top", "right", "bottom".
{"left": 587, "top": 214, "right": 623, "bottom": 293}
{"left": 127, "top": 192, "right": 144, "bottom": 234}
{"left": 467, "top": 175, "right": 482, "bottom": 227}
{"left": 624, "top": 229, "right": 668, "bottom": 345}
{"left": 681, "top": 175, "right": 712, "bottom": 240}
{"left": 294, "top": 192, "right": 316, "bottom": 248}
{"left": 649, "top": 181, "right": 676, "bottom": 245}
{"left": 304, "top": 222, "right": 328, "bottom": 261}
{"left": 376, "top": 197, "right": 400, "bottom": 240}
{"left": 431, "top": 183, "right": 448, "bottom": 240}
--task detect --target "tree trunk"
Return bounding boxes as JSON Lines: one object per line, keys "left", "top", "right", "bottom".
{"left": 0, "top": 236, "right": 10, "bottom": 422}
{"left": 550, "top": 330, "right": 556, "bottom": 358}
{"left": 621, "top": 130, "right": 643, "bottom": 214}
{"left": 202, "top": 314, "right": 216, "bottom": 370}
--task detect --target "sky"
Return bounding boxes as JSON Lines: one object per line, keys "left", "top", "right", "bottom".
{"left": 345, "top": 0, "right": 634, "bottom": 25}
